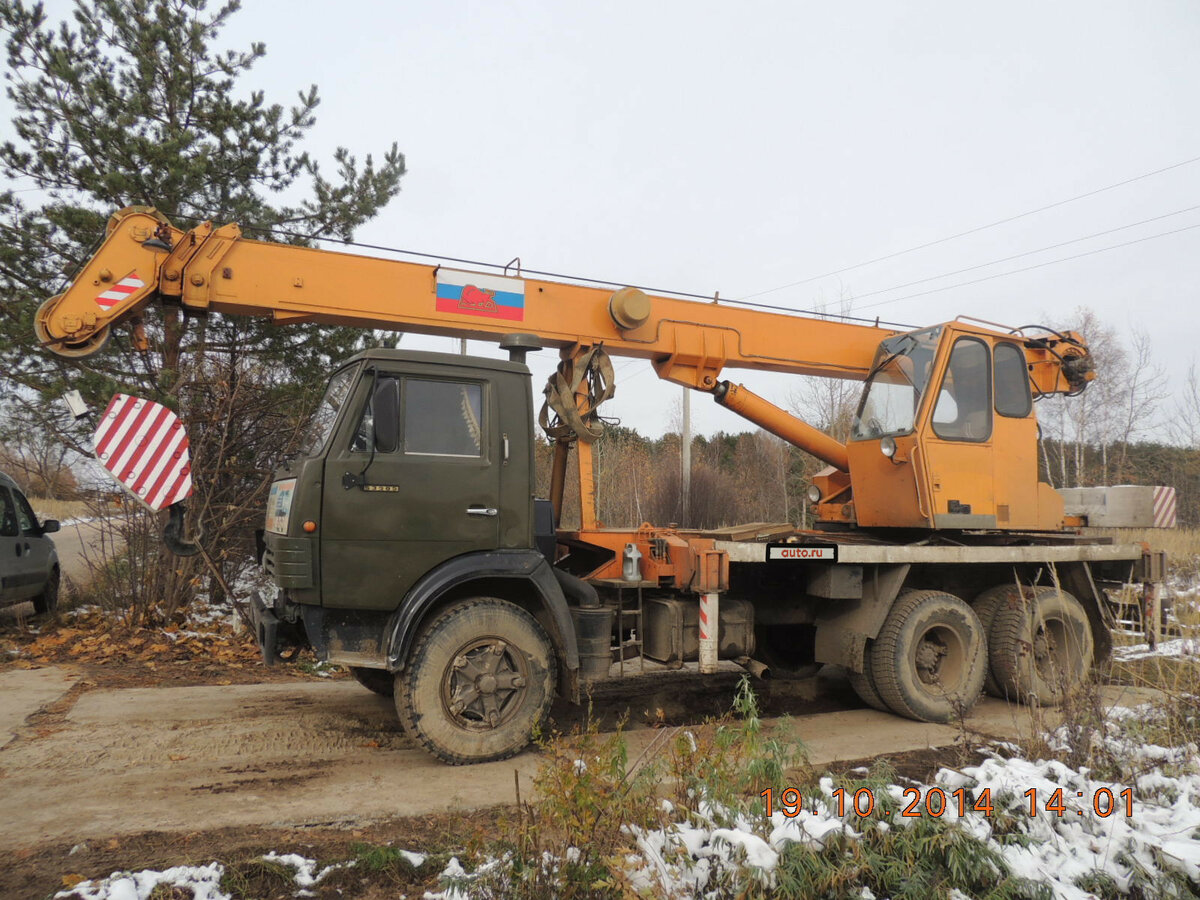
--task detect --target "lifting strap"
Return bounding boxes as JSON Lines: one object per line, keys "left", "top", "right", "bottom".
{"left": 538, "top": 345, "right": 615, "bottom": 443}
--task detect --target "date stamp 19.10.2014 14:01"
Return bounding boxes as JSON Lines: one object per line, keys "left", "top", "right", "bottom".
{"left": 760, "top": 786, "right": 1135, "bottom": 819}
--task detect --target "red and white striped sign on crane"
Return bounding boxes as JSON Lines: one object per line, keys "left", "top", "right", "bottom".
{"left": 93, "top": 271, "right": 145, "bottom": 311}
{"left": 1153, "top": 486, "right": 1177, "bottom": 529}
{"left": 93, "top": 394, "right": 193, "bottom": 511}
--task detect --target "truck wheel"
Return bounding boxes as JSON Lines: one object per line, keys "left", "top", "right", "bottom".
{"left": 971, "top": 584, "right": 1025, "bottom": 697}
{"left": 33, "top": 567, "right": 60, "bottom": 616}
{"left": 989, "top": 587, "right": 1093, "bottom": 706}
{"left": 395, "top": 598, "right": 556, "bottom": 765}
{"left": 349, "top": 666, "right": 395, "bottom": 697}
{"left": 847, "top": 647, "right": 890, "bottom": 712}
{"left": 870, "top": 590, "right": 986, "bottom": 723}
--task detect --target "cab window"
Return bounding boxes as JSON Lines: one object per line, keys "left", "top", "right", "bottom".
{"left": 932, "top": 338, "right": 992, "bottom": 441}
{"left": 994, "top": 342, "right": 1033, "bottom": 418}
{"left": 0, "top": 489, "right": 17, "bottom": 537}
{"left": 352, "top": 376, "right": 483, "bottom": 457}
{"left": 13, "top": 489, "right": 39, "bottom": 535}
{"left": 405, "top": 380, "right": 483, "bottom": 457}
{"left": 352, "top": 376, "right": 400, "bottom": 452}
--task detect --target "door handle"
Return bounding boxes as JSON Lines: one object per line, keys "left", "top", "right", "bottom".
{"left": 466, "top": 507, "right": 498, "bottom": 517}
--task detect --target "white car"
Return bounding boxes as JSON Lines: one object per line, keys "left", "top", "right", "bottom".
{"left": 0, "top": 471, "right": 61, "bottom": 615}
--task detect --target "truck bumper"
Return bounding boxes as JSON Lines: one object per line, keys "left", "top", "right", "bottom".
{"left": 248, "top": 590, "right": 280, "bottom": 666}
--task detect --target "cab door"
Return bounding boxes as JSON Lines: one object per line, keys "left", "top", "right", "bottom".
{"left": 12, "top": 488, "right": 53, "bottom": 597}
{"left": 917, "top": 335, "right": 998, "bottom": 528}
{"left": 1, "top": 486, "right": 42, "bottom": 601}
{"left": 0, "top": 487, "right": 26, "bottom": 602}
{"left": 320, "top": 363, "right": 501, "bottom": 611}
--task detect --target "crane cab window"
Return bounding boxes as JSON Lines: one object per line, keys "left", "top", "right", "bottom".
{"left": 932, "top": 338, "right": 992, "bottom": 442}
{"left": 851, "top": 327, "right": 941, "bottom": 440}
{"left": 353, "top": 376, "right": 483, "bottom": 458}
{"left": 994, "top": 342, "right": 1033, "bottom": 418}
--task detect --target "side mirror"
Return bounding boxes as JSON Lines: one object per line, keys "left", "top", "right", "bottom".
{"left": 373, "top": 378, "right": 400, "bottom": 453}
{"left": 41, "top": 519, "right": 60, "bottom": 534}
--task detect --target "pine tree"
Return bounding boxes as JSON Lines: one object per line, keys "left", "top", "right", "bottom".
{"left": 0, "top": 0, "right": 406, "bottom": 616}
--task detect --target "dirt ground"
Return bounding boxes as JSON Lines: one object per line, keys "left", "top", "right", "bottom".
{"left": 0, "top": 581, "right": 1164, "bottom": 900}
{"left": 0, "top": 646, "right": 1161, "bottom": 900}
{"left": 0, "top": 656, "right": 987, "bottom": 900}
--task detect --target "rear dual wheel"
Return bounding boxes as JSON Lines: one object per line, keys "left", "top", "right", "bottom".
{"left": 848, "top": 648, "right": 890, "bottom": 713}
{"left": 971, "top": 584, "right": 1026, "bottom": 697}
{"left": 868, "top": 590, "right": 986, "bottom": 723}
{"left": 987, "top": 586, "right": 1092, "bottom": 706}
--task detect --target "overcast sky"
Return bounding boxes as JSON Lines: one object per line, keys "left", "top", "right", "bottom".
{"left": 22, "top": 1, "right": 1200, "bottom": 438}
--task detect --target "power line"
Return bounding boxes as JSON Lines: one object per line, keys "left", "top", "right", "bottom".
{"left": 853, "top": 220, "right": 1200, "bottom": 312}
{"left": 839, "top": 203, "right": 1200, "bottom": 304}
{"left": 741, "top": 152, "right": 1200, "bottom": 301}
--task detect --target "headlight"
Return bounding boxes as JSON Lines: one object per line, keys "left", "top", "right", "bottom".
{"left": 807, "top": 484, "right": 822, "bottom": 503}
{"left": 265, "top": 478, "right": 297, "bottom": 534}
{"left": 880, "top": 436, "right": 897, "bottom": 459}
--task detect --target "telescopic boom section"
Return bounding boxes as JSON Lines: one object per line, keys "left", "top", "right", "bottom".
{"left": 37, "top": 207, "right": 895, "bottom": 399}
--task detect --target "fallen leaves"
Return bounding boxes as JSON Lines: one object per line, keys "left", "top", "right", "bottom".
{"left": 18, "top": 606, "right": 261, "bottom": 671}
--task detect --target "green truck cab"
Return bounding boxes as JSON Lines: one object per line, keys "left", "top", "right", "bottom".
{"left": 250, "top": 348, "right": 581, "bottom": 764}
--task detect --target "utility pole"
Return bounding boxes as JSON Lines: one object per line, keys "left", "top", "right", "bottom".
{"left": 681, "top": 386, "right": 691, "bottom": 526}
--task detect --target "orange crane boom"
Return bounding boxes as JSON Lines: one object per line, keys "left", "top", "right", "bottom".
{"left": 37, "top": 208, "right": 897, "bottom": 385}
{"left": 36, "top": 206, "right": 1093, "bottom": 535}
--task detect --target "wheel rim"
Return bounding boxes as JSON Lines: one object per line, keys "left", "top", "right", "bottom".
{"left": 1033, "top": 616, "right": 1085, "bottom": 688}
{"left": 913, "top": 625, "right": 966, "bottom": 690}
{"left": 441, "top": 636, "right": 530, "bottom": 732}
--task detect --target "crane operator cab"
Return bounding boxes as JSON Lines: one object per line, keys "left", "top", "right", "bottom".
{"left": 811, "top": 321, "right": 1091, "bottom": 533}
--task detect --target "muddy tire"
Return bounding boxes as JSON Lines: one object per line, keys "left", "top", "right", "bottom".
{"left": 989, "top": 587, "right": 1093, "bottom": 706}
{"left": 870, "top": 590, "right": 986, "bottom": 723}
{"left": 350, "top": 666, "right": 395, "bottom": 697}
{"left": 33, "top": 567, "right": 60, "bottom": 616}
{"left": 847, "top": 647, "right": 890, "bottom": 712}
{"left": 971, "top": 584, "right": 1025, "bottom": 697}
{"left": 395, "top": 598, "right": 556, "bottom": 765}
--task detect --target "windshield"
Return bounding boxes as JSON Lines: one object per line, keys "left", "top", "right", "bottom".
{"left": 850, "top": 327, "right": 942, "bottom": 440}
{"left": 299, "top": 366, "right": 356, "bottom": 456}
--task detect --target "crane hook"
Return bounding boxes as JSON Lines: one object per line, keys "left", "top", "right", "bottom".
{"left": 162, "top": 502, "right": 203, "bottom": 557}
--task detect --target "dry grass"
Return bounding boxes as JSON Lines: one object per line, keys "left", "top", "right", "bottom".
{"left": 28, "top": 496, "right": 93, "bottom": 523}
{"left": 1090, "top": 526, "right": 1200, "bottom": 575}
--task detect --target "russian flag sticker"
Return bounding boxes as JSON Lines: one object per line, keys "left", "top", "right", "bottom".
{"left": 435, "top": 269, "right": 526, "bottom": 321}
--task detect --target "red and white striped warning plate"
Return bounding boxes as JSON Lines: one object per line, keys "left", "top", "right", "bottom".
{"left": 1153, "top": 485, "right": 1177, "bottom": 529}
{"left": 94, "top": 271, "right": 145, "bottom": 311}
{"left": 93, "top": 394, "right": 193, "bottom": 511}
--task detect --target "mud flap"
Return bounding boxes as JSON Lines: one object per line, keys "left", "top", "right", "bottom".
{"left": 248, "top": 590, "right": 280, "bottom": 666}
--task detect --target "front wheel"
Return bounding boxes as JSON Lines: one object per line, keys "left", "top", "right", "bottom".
{"left": 870, "top": 590, "right": 986, "bottom": 723}
{"left": 33, "top": 567, "right": 60, "bottom": 615}
{"left": 395, "top": 598, "right": 557, "bottom": 765}
{"left": 350, "top": 666, "right": 395, "bottom": 697}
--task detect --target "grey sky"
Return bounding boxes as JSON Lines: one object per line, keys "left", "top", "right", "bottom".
{"left": 19, "top": 0, "right": 1200, "bottom": 438}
